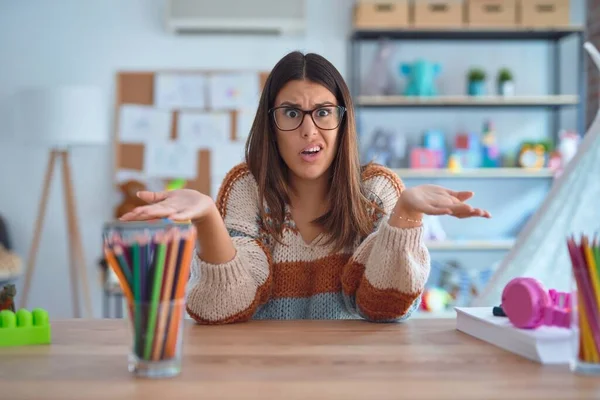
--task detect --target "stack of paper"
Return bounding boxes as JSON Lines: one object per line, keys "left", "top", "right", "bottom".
{"left": 455, "top": 307, "right": 574, "bottom": 364}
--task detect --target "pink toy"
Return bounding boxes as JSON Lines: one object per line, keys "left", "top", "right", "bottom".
{"left": 501, "top": 277, "right": 571, "bottom": 329}
{"left": 558, "top": 130, "right": 580, "bottom": 166}
{"left": 410, "top": 148, "right": 438, "bottom": 168}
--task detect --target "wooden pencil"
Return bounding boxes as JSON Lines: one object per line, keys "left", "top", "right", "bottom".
{"left": 103, "top": 245, "right": 133, "bottom": 304}
{"left": 131, "top": 237, "right": 142, "bottom": 357}
{"left": 143, "top": 232, "right": 167, "bottom": 360}
{"left": 569, "top": 235, "right": 600, "bottom": 363}
{"left": 152, "top": 229, "right": 180, "bottom": 361}
{"left": 164, "top": 227, "right": 196, "bottom": 358}
{"left": 112, "top": 243, "right": 133, "bottom": 286}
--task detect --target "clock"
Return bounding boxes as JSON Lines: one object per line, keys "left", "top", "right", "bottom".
{"left": 518, "top": 143, "right": 546, "bottom": 169}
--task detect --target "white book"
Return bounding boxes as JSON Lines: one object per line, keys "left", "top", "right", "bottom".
{"left": 455, "top": 307, "right": 574, "bottom": 364}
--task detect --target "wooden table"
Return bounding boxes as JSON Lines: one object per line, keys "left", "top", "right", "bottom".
{"left": 1, "top": 318, "right": 599, "bottom": 399}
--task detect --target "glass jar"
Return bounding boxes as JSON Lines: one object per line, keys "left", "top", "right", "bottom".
{"left": 570, "top": 269, "right": 600, "bottom": 375}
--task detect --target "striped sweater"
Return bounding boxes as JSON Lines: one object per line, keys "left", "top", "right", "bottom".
{"left": 185, "top": 163, "right": 430, "bottom": 324}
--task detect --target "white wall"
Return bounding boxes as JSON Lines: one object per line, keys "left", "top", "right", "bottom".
{"left": 0, "top": 0, "right": 352, "bottom": 318}
{"left": 0, "top": 0, "right": 585, "bottom": 318}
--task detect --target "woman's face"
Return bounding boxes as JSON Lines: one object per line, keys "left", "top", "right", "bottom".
{"left": 272, "top": 80, "right": 341, "bottom": 183}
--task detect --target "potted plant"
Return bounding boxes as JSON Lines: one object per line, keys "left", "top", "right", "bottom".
{"left": 467, "top": 68, "right": 486, "bottom": 96}
{"left": 497, "top": 68, "right": 514, "bottom": 96}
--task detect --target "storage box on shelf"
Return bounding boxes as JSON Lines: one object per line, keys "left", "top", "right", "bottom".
{"left": 413, "top": 0, "right": 464, "bottom": 28}
{"left": 354, "top": 0, "right": 410, "bottom": 29}
{"left": 466, "top": 0, "right": 518, "bottom": 27}
{"left": 519, "top": 0, "right": 570, "bottom": 28}
{"left": 353, "top": 0, "right": 571, "bottom": 31}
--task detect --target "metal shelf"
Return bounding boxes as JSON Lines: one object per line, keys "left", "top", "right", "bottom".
{"left": 426, "top": 239, "right": 515, "bottom": 251}
{"left": 351, "top": 26, "right": 585, "bottom": 41}
{"left": 393, "top": 168, "right": 554, "bottom": 179}
{"left": 357, "top": 95, "right": 579, "bottom": 109}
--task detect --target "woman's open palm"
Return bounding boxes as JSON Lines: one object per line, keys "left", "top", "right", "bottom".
{"left": 402, "top": 184, "right": 491, "bottom": 219}
{"left": 119, "top": 189, "right": 214, "bottom": 222}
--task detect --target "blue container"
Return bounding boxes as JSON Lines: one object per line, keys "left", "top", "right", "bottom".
{"left": 468, "top": 81, "right": 486, "bottom": 96}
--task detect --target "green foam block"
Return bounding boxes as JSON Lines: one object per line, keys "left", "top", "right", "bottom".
{"left": 0, "top": 308, "right": 51, "bottom": 347}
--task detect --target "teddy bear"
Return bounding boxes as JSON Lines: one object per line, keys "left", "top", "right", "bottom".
{"left": 114, "top": 180, "right": 148, "bottom": 219}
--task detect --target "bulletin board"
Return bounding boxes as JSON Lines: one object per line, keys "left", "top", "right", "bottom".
{"left": 112, "top": 69, "right": 270, "bottom": 216}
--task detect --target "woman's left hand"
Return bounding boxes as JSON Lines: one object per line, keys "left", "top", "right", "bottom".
{"left": 397, "top": 184, "right": 491, "bottom": 219}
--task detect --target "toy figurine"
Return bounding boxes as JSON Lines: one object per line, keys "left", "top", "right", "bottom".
{"left": 481, "top": 120, "right": 500, "bottom": 168}
{"left": 361, "top": 39, "right": 398, "bottom": 96}
{"left": 363, "top": 129, "right": 398, "bottom": 167}
{"left": 454, "top": 132, "right": 481, "bottom": 168}
{"left": 548, "top": 131, "right": 580, "bottom": 177}
{"left": 423, "top": 130, "right": 446, "bottom": 167}
{"left": 557, "top": 130, "right": 580, "bottom": 167}
{"left": 410, "top": 148, "right": 438, "bottom": 169}
{"left": 420, "top": 287, "right": 452, "bottom": 312}
{"left": 400, "top": 59, "right": 441, "bottom": 97}
{"left": 0, "top": 284, "right": 16, "bottom": 312}
{"left": 447, "top": 153, "right": 462, "bottom": 172}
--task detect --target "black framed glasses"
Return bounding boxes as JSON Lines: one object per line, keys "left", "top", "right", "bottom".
{"left": 269, "top": 105, "right": 346, "bottom": 131}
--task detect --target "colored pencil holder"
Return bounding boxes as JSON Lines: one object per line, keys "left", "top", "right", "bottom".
{"left": 566, "top": 234, "right": 600, "bottom": 375}
{"left": 127, "top": 299, "right": 186, "bottom": 378}
{"left": 102, "top": 219, "right": 197, "bottom": 378}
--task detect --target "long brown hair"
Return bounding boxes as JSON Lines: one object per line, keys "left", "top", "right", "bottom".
{"left": 245, "top": 51, "right": 377, "bottom": 251}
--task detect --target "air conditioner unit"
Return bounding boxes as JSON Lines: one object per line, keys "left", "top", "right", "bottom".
{"left": 165, "top": 0, "right": 306, "bottom": 35}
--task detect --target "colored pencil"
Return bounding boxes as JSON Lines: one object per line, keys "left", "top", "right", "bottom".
{"left": 112, "top": 244, "right": 133, "bottom": 285}
{"left": 143, "top": 233, "right": 167, "bottom": 360}
{"left": 132, "top": 238, "right": 141, "bottom": 356}
{"left": 164, "top": 229, "right": 195, "bottom": 358}
{"left": 567, "top": 234, "right": 600, "bottom": 364}
{"left": 152, "top": 229, "right": 180, "bottom": 361}
{"left": 102, "top": 221, "right": 196, "bottom": 363}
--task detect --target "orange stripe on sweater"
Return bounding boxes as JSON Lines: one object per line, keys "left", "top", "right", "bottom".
{"left": 342, "top": 261, "right": 421, "bottom": 321}
{"left": 270, "top": 254, "right": 351, "bottom": 299}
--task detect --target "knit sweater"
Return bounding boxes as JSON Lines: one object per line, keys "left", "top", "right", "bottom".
{"left": 185, "top": 163, "right": 430, "bottom": 324}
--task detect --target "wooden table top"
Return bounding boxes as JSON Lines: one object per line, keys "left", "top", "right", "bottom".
{"left": 1, "top": 318, "right": 599, "bottom": 399}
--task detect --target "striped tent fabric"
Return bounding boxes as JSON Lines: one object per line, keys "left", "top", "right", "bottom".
{"left": 474, "top": 42, "right": 600, "bottom": 306}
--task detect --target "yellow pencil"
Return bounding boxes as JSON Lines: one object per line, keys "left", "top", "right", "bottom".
{"left": 579, "top": 292, "right": 596, "bottom": 362}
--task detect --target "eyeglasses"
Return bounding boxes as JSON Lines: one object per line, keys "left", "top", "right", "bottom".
{"left": 269, "top": 105, "right": 346, "bottom": 131}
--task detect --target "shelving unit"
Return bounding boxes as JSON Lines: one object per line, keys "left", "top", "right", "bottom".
{"left": 348, "top": 26, "right": 586, "bottom": 315}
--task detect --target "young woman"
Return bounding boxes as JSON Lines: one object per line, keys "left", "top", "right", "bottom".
{"left": 120, "top": 51, "right": 491, "bottom": 324}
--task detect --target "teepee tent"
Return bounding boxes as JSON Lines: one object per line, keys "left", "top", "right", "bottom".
{"left": 473, "top": 42, "right": 600, "bottom": 306}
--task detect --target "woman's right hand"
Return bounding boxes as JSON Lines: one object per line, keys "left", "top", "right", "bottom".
{"left": 118, "top": 189, "right": 217, "bottom": 222}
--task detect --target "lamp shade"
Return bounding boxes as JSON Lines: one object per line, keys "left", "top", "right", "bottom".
{"left": 12, "top": 85, "right": 108, "bottom": 147}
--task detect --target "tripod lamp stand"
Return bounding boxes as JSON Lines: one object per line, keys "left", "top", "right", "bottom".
{"left": 12, "top": 86, "right": 108, "bottom": 318}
